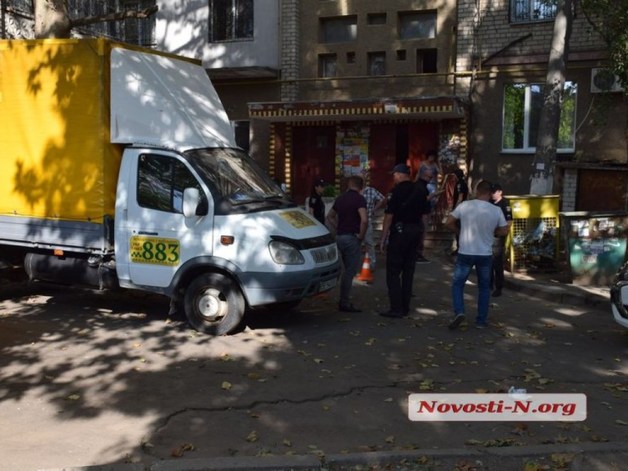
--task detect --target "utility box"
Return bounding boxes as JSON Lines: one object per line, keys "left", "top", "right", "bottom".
{"left": 507, "top": 195, "right": 560, "bottom": 272}
{"left": 560, "top": 211, "right": 628, "bottom": 286}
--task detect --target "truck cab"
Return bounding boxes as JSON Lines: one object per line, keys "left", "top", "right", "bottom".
{"left": 114, "top": 146, "right": 340, "bottom": 334}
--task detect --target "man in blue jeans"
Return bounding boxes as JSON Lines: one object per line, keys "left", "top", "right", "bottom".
{"left": 444, "top": 180, "right": 509, "bottom": 329}
{"left": 326, "top": 175, "right": 368, "bottom": 312}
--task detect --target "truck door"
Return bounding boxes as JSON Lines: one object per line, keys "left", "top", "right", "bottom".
{"left": 117, "top": 150, "right": 213, "bottom": 288}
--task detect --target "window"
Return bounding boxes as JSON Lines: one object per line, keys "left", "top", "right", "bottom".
{"left": 368, "top": 52, "right": 386, "bottom": 76}
{"left": 210, "top": 0, "right": 253, "bottom": 42}
{"left": 120, "top": 1, "right": 155, "bottom": 46}
{"left": 416, "top": 49, "right": 437, "bottom": 73}
{"left": 5, "top": 0, "right": 32, "bottom": 14}
{"left": 396, "top": 50, "right": 406, "bottom": 61}
{"left": 398, "top": 11, "right": 436, "bottom": 40}
{"left": 367, "top": 13, "right": 386, "bottom": 25}
{"left": 319, "top": 54, "right": 337, "bottom": 77}
{"left": 346, "top": 52, "right": 356, "bottom": 64}
{"left": 510, "top": 0, "right": 557, "bottom": 23}
{"left": 502, "top": 82, "right": 577, "bottom": 152}
{"left": 137, "top": 154, "right": 205, "bottom": 213}
{"left": 320, "top": 16, "right": 357, "bottom": 43}
{"left": 67, "top": 0, "right": 155, "bottom": 46}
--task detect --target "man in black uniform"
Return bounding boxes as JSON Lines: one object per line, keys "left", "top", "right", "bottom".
{"left": 490, "top": 183, "right": 513, "bottom": 297}
{"left": 379, "top": 164, "right": 429, "bottom": 318}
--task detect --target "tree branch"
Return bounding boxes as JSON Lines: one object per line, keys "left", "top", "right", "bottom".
{"left": 69, "top": 5, "right": 158, "bottom": 28}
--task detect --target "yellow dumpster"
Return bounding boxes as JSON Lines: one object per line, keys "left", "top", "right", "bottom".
{"left": 506, "top": 195, "right": 560, "bottom": 272}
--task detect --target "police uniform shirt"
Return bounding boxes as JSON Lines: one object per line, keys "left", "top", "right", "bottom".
{"left": 385, "top": 180, "right": 425, "bottom": 225}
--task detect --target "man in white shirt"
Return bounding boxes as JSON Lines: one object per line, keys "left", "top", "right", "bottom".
{"left": 444, "top": 180, "right": 509, "bottom": 329}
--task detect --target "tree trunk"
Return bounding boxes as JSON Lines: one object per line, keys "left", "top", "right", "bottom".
{"left": 530, "top": 0, "right": 573, "bottom": 195}
{"left": 34, "top": 0, "right": 71, "bottom": 39}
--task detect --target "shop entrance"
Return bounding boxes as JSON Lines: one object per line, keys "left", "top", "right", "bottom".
{"left": 292, "top": 126, "right": 336, "bottom": 207}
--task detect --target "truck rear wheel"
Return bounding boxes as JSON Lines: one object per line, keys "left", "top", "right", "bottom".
{"left": 184, "top": 273, "right": 245, "bottom": 335}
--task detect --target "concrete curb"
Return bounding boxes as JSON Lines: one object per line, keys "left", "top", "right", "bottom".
{"left": 503, "top": 277, "right": 609, "bottom": 308}
{"left": 48, "top": 442, "right": 628, "bottom": 471}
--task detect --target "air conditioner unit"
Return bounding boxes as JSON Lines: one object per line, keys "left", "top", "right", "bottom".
{"left": 591, "top": 67, "right": 624, "bottom": 93}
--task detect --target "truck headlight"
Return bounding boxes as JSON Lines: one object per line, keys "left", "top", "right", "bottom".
{"left": 269, "top": 240, "right": 305, "bottom": 265}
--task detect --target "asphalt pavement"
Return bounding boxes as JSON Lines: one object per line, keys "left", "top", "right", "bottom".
{"left": 1, "top": 249, "right": 626, "bottom": 471}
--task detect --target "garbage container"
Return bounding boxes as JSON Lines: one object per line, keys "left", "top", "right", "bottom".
{"left": 560, "top": 211, "right": 628, "bottom": 286}
{"left": 507, "top": 195, "right": 560, "bottom": 272}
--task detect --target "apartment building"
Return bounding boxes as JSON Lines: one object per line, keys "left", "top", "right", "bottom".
{"left": 4, "top": 1, "right": 625, "bottom": 210}
{"left": 456, "top": 0, "right": 627, "bottom": 210}
{"left": 248, "top": 0, "right": 466, "bottom": 206}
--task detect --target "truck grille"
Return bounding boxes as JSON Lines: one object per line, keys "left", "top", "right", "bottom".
{"left": 311, "top": 244, "right": 337, "bottom": 264}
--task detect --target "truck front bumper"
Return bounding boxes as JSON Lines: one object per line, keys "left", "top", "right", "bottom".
{"left": 239, "top": 260, "right": 341, "bottom": 307}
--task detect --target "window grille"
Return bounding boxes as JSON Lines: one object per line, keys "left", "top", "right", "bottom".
{"left": 510, "top": 0, "right": 557, "bottom": 23}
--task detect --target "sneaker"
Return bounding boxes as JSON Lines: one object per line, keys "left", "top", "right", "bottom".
{"left": 492, "top": 289, "right": 502, "bottom": 297}
{"left": 338, "top": 303, "right": 362, "bottom": 313}
{"left": 448, "top": 314, "right": 465, "bottom": 330}
{"left": 416, "top": 255, "right": 430, "bottom": 264}
{"left": 379, "top": 310, "right": 405, "bottom": 318}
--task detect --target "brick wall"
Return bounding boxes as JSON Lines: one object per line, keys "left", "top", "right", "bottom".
{"left": 562, "top": 168, "right": 578, "bottom": 211}
{"left": 456, "top": 0, "right": 607, "bottom": 72}
{"left": 280, "top": 0, "right": 300, "bottom": 101}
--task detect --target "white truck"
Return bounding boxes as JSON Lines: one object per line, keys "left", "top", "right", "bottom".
{"left": 0, "top": 38, "right": 340, "bottom": 335}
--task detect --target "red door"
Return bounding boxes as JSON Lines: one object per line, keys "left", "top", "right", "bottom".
{"left": 408, "top": 123, "right": 439, "bottom": 177}
{"left": 292, "top": 126, "right": 336, "bottom": 206}
{"left": 369, "top": 124, "right": 397, "bottom": 195}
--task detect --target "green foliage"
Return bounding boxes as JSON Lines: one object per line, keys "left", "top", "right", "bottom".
{"left": 322, "top": 185, "right": 337, "bottom": 197}
{"left": 581, "top": 0, "right": 628, "bottom": 93}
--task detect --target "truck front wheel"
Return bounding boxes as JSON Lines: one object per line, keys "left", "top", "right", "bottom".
{"left": 184, "top": 273, "right": 245, "bottom": 335}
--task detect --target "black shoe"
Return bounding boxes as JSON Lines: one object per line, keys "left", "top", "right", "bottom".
{"left": 415, "top": 255, "right": 430, "bottom": 264}
{"left": 339, "top": 303, "right": 362, "bottom": 313}
{"left": 492, "top": 289, "right": 502, "bottom": 297}
{"left": 379, "top": 310, "right": 405, "bottom": 318}
{"left": 448, "top": 314, "right": 465, "bottom": 330}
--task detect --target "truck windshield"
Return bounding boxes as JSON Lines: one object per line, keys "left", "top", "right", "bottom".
{"left": 184, "top": 148, "right": 287, "bottom": 207}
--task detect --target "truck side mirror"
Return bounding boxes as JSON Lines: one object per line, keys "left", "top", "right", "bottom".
{"left": 183, "top": 188, "right": 202, "bottom": 217}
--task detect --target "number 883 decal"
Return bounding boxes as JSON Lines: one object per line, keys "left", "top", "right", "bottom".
{"left": 130, "top": 236, "right": 181, "bottom": 266}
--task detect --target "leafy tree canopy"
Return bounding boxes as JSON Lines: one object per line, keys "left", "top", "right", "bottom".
{"left": 581, "top": 0, "right": 628, "bottom": 92}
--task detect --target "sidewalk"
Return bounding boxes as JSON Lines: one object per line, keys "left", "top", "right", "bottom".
{"left": 503, "top": 263, "right": 610, "bottom": 308}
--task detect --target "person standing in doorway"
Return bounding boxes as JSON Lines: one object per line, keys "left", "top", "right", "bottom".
{"left": 361, "top": 173, "right": 386, "bottom": 271}
{"left": 308, "top": 179, "right": 326, "bottom": 225}
{"left": 326, "top": 176, "right": 368, "bottom": 313}
{"left": 379, "top": 164, "right": 428, "bottom": 318}
{"left": 420, "top": 150, "right": 442, "bottom": 197}
{"left": 445, "top": 180, "right": 509, "bottom": 329}
{"left": 414, "top": 165, "right": 435, "bottom": 263}
{"left": 490, "top": 183, "right": 513, "bottom": 297}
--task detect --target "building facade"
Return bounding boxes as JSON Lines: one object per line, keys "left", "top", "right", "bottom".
{"left": 249, "top": 0, "right": 467, "bottom": 206}
{"left": 3, "top": 1, "right": 626, "bottom": 211}
{"left": 456, "top": 0, "right": 627, "bottom": 210}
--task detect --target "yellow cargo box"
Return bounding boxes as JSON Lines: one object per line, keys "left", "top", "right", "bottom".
{"left": 0, "top": 38, "right": 123, "bottom": 224}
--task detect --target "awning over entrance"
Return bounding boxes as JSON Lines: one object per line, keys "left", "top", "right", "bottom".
{"left": 249, "top": 96, "right": 465, "bottom": 122}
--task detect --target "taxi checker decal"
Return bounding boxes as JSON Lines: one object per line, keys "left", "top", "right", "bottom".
{"left": 279, "top": 210, "right": 316, "bottom": 229}
{"left": 130, "top": 236, "right": 181, "bottom": 266}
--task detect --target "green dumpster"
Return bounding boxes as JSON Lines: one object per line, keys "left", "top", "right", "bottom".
{"left": 560, "top": 211, "right": 628, "bottom": 286}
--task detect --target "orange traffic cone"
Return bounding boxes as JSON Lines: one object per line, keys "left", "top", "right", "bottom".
{"left": 356, "top": 253, "right": 374, "bottom": 283}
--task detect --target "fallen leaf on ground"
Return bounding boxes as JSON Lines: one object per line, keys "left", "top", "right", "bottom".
{"left": 171, "top": 443, "right": 195, "bottom": 458}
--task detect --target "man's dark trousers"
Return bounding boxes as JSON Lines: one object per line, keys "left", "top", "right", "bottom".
{"left": 386, "top": 223, "right": 422, "bottom": 314}
{"left": 491, "top": 236, "right": 506, "bottom": 290}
